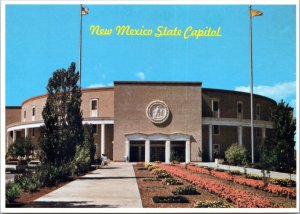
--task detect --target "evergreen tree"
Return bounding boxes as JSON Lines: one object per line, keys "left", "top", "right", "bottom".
{"left": 72, "top": 125, "right": 96, "bottom": 175}
{"left": 83, "top": 124, "right": 96, "bottom": 163}
{"left": 40, "top": 62, "right": 83, "bottom": 166}
{"left": 262, "top": 100, "right": 296, "bottom": 173}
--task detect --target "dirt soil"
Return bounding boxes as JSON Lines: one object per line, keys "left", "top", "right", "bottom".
{"left": 133, "top": 165, "right": 235, "bottom": 208}
{"left": 7, "top": 178, "right": 75, "bottom": 208}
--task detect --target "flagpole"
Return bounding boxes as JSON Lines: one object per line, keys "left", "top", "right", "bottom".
{"left": 79, "top": 4, "right": 83, "bottom": 88}
{"left": 249, "top": 5, "right": 255, "bottom": 164}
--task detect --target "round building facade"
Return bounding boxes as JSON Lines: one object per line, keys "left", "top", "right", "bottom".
{"left": 6, "top": 81, "right": 276, "bottom": 163}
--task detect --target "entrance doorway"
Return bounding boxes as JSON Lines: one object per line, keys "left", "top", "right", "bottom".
{"left": 129, "top": 141, "right": 145, "bottom": 162}
{"left": 150, "top": 141, "right": 165, "bottom": 162}
{"left": 170, "top": 141, "right": 185, "bottom": 162}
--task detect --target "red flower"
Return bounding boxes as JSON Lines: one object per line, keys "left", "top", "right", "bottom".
{"left": 156, "top": 164, "right": 280, "bottom": 208}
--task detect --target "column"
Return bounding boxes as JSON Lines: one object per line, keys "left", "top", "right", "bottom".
{"left": 13, "top": 130, "right": 16, "bottom": 143}
{"left": 25, "top": 128, "right": 28, "bottom": 139}
{"left": 165, "top": 140, "right": 171, "bottom": 163}
{"left": 145, "top": 140, "right": 150, "bottom": 162}
{"left": 101, "top": 124, "right": 105, "bottom": 155}
{"left": 209, "top": 125, "right": 213, "bottom": 162}
{"left": 238, "top": 126, "right": 243, "bottom": 146}
{"left": 185, "top": 140, "right": 191, "bottom": 163}
{"left": 262, "top": 127, "right": 266, "bottom": 141}
{"left": 6, "top": 132, "right": 9, "bottom": 153}
{"left": 125, "top": 140, "right": 130, "bottom": 161}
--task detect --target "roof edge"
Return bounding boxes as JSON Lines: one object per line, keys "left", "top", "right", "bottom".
{"left": 202, "top": 88, "right": 277, "bottom": 104}
{"left": 114, "top": 81, "right": 202, "bottom": 86}
{"left": 21, "top": 87, "right": 114, "bottom": 106}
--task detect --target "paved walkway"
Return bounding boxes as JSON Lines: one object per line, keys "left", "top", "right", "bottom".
{"left": 198, "top": 162, "right": 296, "bottom": 181}
{"left": 30, "top": 162, "right": 143, "bottom": 208}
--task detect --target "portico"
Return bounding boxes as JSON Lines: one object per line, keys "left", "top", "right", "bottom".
{"left": 124, "top": 133, "right": 191, "bottom": 163}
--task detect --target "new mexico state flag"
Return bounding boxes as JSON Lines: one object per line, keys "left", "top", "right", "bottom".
{"left": 251, "top": 9, "right": 263, "bottom": 17}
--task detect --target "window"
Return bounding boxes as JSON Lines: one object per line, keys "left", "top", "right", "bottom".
{"left": 32, "top": 128, "right": 35, "bottom": 137}
{"left": 237, "top": 102, "right": 243, "bottom": 114}
{"left": 92, "top": 125, "right": 97, "bottom": 134}
{"left": 24, "top": 110, "right": 26, "bottom": 119}
{"left": 256, "top": 128, "right": 261, "bottom": 137}
{"left": 91, "top": 100, "right": 98, "bottom": 110}
{"left": 32, "top": 107, "right": 35, "bottom": 116}
{"left": 213, "top": 125, "right": 220, "bottom": 135}
{"left": 90, "top": 99, "right": 99, "bottom": 117}
{"left": 213, "top": 100, "right": 219, "bottom": 112}
{"left": 256, "top": 104, "right": 260, "bottom": 119}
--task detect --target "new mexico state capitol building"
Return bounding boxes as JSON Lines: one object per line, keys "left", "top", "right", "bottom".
{"left": 6, "top": 81, "right": 276, "bottom": 163}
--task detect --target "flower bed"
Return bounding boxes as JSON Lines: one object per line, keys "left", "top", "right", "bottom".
{"left": 194, "top": 200, "right": 232, "bottom": 208}
{"left": 162, "top": 178, "right": 183, "bottom": 185}
{"left": 152, "top": 196, "right": 189, "bottom": 203}
{"left": 157, "top": 164, "right": 279, "bottom": 208}
{"left": 176, "top": 164, "right": 296, "bottom": 199}
{"left": 173, "top": 185, "right": 199, "bottom": 195}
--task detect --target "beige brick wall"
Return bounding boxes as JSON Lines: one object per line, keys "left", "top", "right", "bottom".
{"left": 6, "top": 107, "right": 21, "bottom": 126}
{"left": 202, "top": 89, "right": 276, "bottom": 120}
{"left": 20, "top": 88, "right": 114, "bottom": 123}
{"left": 114, "top": 82, "right": 202, "bottom": 162}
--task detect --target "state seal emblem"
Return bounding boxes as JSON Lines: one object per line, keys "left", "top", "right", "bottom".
{"left": 146, "top": 100, "right": 169, "bottom": 124}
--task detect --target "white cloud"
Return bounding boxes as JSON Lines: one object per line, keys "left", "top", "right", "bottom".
{"left": 234, "top": 81, "right": 296, "bottom": 101}
{"left": 136, "top": 72, "right": 145, "bottom": 80}
{"left": 87, "top": 82, "right": 113, "bottom": 88}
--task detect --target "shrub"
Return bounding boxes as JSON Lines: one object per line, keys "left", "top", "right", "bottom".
{"left": 163, "top": 178, "right": 183, "bottom": 185}
{"left": 15, "top": 174, "right": 35, "bottom": 192}
{"left": 157, "top": 172, "right": 172, "bottom": 178}
{"left": 148, "top": 165, "right": 159, "bottom": 171}
{"left": 228, "top": 170, "right": 242, "bottom": 175}
{"left": 144, "top": 163, "right": 153, "bottom": 168}
{"left": 6, "top": 182, "right": 21, "bottom": 203}
{"left": 152, "top": 196, "right": 188, "bottom": 203}
{"left": 214, "top": 168, "right": 226, "bottom": 172}
{"left": 194, "top": 200, "right": 232, "bottom": 208}
{"left": 14, "top": 172, "right": 41, "bottom": 193}
{"left": 245, "top": 174, "right": 262, "bottom": 180}
{"left": 173, "top": 185, "right": 198, "bottom": 195}
{"left": 137, "top": 167, "right": 147, "bottom": 170}
{"left": 269, "top": 178, "right": 296, "bottom": 187}
{"left": 38, "top": 164, "right": 71, "bottom": 187}
{"left": 71, "top": 144, "right": 91, "bottom": 175}
{"left": 225, "top": 144, "right": 248, "bottom": 166}
{"left": 152, "top": 168, "right": 167, "bottom": 175}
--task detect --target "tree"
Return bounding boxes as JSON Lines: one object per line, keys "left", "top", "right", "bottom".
{"left": 72, "top": 125, "right": 95, "bottom": 175}
{"left": 265, "top": 100, "right": 296, "bottom": 173}
{"left": 83, "top": 125, "right": 96, "bottom": 163}
{"left": 7, "top": 138, "right": 34, "bottom": 160}
{"left": 40, "top": 62, "right": 84, "bottom": 166}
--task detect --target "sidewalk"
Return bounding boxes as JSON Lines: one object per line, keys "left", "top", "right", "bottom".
{"left": 197, "top": 162, "right": 296, "bottom": 181}
{"left": 29, "top": 162, "right": 143, "bottom": 208}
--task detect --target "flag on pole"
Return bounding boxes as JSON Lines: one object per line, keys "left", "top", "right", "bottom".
{"left": 251, "top": 9, "right": 263, "bottom": 17}
{"left": 81, "top": 6, "right": 89, "bottom": 15}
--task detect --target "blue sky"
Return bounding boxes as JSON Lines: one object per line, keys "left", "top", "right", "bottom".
{"left": 5, "top": 4, "right": 296, "bottom": 110}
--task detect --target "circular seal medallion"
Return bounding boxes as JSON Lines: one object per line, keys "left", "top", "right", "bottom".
{"left": 146, "top": 100, "right": 169, "bottom": 124}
